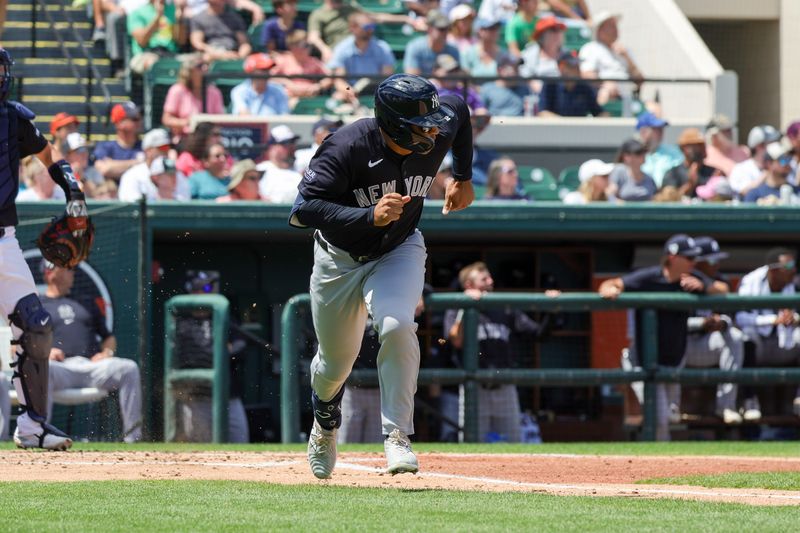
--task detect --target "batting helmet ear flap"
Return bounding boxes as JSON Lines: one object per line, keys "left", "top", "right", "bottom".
{"left": 0, "top": 47, "right": 14, "bottom": 101}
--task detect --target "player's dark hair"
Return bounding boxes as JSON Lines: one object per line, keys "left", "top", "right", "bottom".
{"left": 765, "top": 247, "right": 796, "bottom": 266}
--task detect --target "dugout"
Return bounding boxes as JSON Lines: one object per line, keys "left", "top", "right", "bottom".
{"left": 16, "top": 201, "right": 800, "bottom": 442}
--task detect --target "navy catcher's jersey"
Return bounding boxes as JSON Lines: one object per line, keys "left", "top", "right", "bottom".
{"left": 0, "top": 100, "right": 47, "bottom": 226}
{"left": 289, "top": 94, "right": 473, "bottom": 258}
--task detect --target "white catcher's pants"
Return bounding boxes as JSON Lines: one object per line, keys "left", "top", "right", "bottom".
{"left": 680, "top": 327, "right": 744, "bottom": 414}
{"left": 309, "top": 230, "right": 426, "bottom": 436}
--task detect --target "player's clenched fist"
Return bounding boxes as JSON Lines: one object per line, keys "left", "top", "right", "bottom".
{"left": 373, "top": 193, "right": 411, "bottom": 226}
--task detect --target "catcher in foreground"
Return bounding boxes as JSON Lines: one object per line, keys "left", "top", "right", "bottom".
{"left": 0, "top": 46, "right": 93, "bottom": 450}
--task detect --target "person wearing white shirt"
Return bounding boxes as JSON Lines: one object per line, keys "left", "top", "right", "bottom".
{"left": 257, "top": 124, "right": 303, "bottom": 203}
{"left": 294, "top": 118, "right": 342, "bottom": 174}
{"left": 736, "top": 247, "right": 800, "bottom": 420}
{"left": 118, "top": 128, "right": 188, "bottom": 201}
{"left": 17, "top": 157, "right": 66, "bottom": 202}
{"left": 728, "top": 125, "right": 781, "bottom": 197}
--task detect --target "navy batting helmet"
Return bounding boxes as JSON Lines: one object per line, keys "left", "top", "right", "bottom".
{"left": 0, "top": 48, "right": 13, "bottom": 101}
{"left": 374, "top": 74, "right": 453, "bottom": 154}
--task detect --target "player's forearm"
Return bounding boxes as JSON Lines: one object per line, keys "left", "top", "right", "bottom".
{"left": 292, "top": 198, "right": 375, "bottom": 229}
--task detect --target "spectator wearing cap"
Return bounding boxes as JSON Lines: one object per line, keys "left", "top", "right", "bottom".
{"left": 695, "top": 176, "right": 735, "bottom": 203}
{"left": 461, "top": 18, "right": 512, "bottom": 77}
{"left": 480, "top": 55, "right": 531, "bottom": 117}
{"left": 120, "top": 156, "right": 180, "bottom": 202}
{"left": 562, "top": 158, "right": 615, "bottom": 205}
{"left": 271, "top": 30, "right": 333, "bottom": 109}
{"left": 504, "top": 0, "right": 539, "bottom": 58}
{"left": 537, "top": 50, "right": 605, "bottom": 118}
{"left": 447, "top": 4, "right": 477, "bottom": 56}
{"left": 260, "top": 0, "right": 305, "bottom": 53}
{"left": 636, "top": 112, "right": 683, "bottom": 188}
{"left": 661, "top": 128, "right": 719, "bottom": 199}
{"left": 729, "top": 124, "right": 782, "bottom": 197}
{"left": 60, "top": 132, "right": 104, "bottom": 196}
{"left": 485, "top": 157, "right": 529, "bottom": 200}
{"left": 328, "top": 12, "right": 394, "bottom": 101}
{"left": 785, "top": 121, "right": 800, "bottom": 182}
{"left": 609, "top": 138, "right": 657, "bottom": 202}
{"left": 294, "top": 118, "right": 342, "bottom": 174}
{"left": 405, "top": 10, "right": 460, "bottom": 77}
{"left": 519, "top": 15, "right": 565, "bottom": 93}
{"left": 257, "top": 125, "right": 303, "bottom": 203}
{"left": 600, "top": 234, "right": 719, "bottom": 440}
{"left": 127, "top": 0, "right": 189, "bottom": 74}
{"left": 743, "top": 139, "right": 798, "bottom": 205}
{"left": 216, "top": 159, "right": 263, "bottom": 202}
{"left": 230, "top": 53, "right": 290, "bottom": 116}
{"left": 93, "top": 102, "right": 144, "bottom": 182}
{"left": 737, "top": 247, "right": 800, "bottom": 421}
{"left": 704, "top": 114, "right": 749, "bottom": 178}
{"left": 578, "top": 11, "right": 643, "bottom": 106}
{"left": 189, "top": 0, "right": 251, "bottom": 62}
{"left": 471, "top": 108, "right": 499, "bottom": 186}
{"left": 119, "top": 128, "right": 185, "bottom": 202}
{"left": 307, "top": 0, "right": 421, "bottom": 64}
{"left": 49, "top": 112, "right": 80, "bottom": 161}
{"left": 431, "top": 54, "right": 485, "bottom": 112}
{"left": 476, "top": 0, "right": 517, "bottom": 25}
{"left": 680, "top": 236, "right": 744, "bottom": 425}
{"left": 189, "top": 142, "right": 231, "bottom": 199}
{"left": 17, "top": 156, "right": 66, "bottom": 202}
{"left": 162, "top": 55, "right": 225, "bottom": 142}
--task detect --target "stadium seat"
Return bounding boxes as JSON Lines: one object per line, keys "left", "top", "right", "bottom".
{"left": 209, "top": 60, "right": 246, "bottom": 109}
{"left": 518, "top": 166, "right": 560, "bottom": 201}
{"left": 292, "top": 95, "right": 333, "bottom": 115}
{"left": 564, "top": 26, "right": 592, "bottom": 52}
{"left": 248, "top": 22, "right": 266, "bottom": 52}
{"left": 472, "top": 184, "right": 487, "bottom": 199}
{"left": 358, "top": 0, "right": 405, "bottom": 13}
{"left": 376, "top": 23, "right": 423, "bottom": 55}
{"left": 602, "top": 98, "right": 646, "bottom": 118}
{"left": 558, "top": 165, "right": 581, "bottom": 191}
{"left": 143, "top": 57, "right": 182, "bottom": 129}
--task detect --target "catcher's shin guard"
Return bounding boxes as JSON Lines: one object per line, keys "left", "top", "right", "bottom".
{"left": 9, "top": 293, "right": 53, "bottom": 421}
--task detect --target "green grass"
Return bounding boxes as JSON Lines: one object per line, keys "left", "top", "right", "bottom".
{"left": 641, "top": 472, "right": 800, "bottom": 491}
{"left": 3, "top": 440, "right": 796, "bottom": 457}
{"left": 0, "top": 481, "right": 799, "bottom": 533}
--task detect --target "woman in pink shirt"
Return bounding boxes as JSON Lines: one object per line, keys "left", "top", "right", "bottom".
{"left": 270, "top": 29, "right": 332, "bottom": 109}
{"left": 162, "top": 55, "right": 225, "bottom": 143}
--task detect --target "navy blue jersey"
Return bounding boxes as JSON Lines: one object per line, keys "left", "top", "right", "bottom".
{"left": 42, "top": 295, "right": 111, "bottom": 358}
{"left": 289, "top": 94, "right": 473, "bottom": 258}
{"left": 0, "top": 101, "right": 47, "bottom": 226}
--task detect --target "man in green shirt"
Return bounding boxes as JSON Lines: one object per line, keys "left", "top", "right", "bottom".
{"left": 504, "top": 0, "right": 539, "bottom": 57}
{"left": 127, "top": 0, "right": 189, "bottom": 73}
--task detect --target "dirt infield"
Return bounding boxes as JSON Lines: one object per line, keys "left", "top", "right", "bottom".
{"left": 2, "top": 450, "right": 800, "bottom": 506}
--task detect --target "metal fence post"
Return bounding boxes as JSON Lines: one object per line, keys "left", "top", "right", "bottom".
{"left": 280, "top": 294, "right": 309, "bottom": 443}
{"left": 640, "top": 308, "right": 658, "bottom": 441}
{"left": 462, "top": 308, "right": 480, "bottom": 442}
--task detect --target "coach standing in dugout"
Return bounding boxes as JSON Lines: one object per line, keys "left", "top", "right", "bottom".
{"left": 599, "top": 234, "right": 725, "bottom": 441}
{"left": 290, "top": 74, "right": 474, "bottom": 479}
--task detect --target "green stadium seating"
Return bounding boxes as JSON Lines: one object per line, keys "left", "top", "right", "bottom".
{"left": 248, "top": 22, "right": 266, "bottom": 52}
{"left": 602, "top": 98, "right": 646, "bottom": 118}
{"left": 376, "top": 23, "right": 424, "bottom": 56}
{"left": 558, "top": 165, "right": 581, "bottom": 191}
{"left": 472, "top": 184, "right": 487, "bottom": 199}
{"left": 209, "top": 60, "right": 247, "bottom": 110}
{"left": 564, "top": 25, "right": 592, "bottom": 52}
{"left": 292, "top": 96, "right": 332, "bottom": 115}
{"left": 518, "top": 166, "right": 560, "bottom": 201}
{"left": 144, "top": 57, "right": 182, "bottom": 129}
{"left": 358, "top": 0, "right": 405, "bottom": 13}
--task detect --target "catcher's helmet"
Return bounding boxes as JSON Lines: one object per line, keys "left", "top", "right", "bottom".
{"left": 374, "top": 74, "right": 453, "bottom": 154}
{"left": 0, "top": 48, "right": 14, "bottom": 101}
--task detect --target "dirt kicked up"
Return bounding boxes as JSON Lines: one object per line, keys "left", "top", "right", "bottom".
{"left": 2, "top": 450, "right": 800, "bottom": 506}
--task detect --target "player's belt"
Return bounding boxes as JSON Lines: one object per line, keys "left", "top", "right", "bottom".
{"left": 314, "top": 231, "right": 381, "bottom": 264}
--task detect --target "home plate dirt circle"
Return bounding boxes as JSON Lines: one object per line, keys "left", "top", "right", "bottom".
{"left": 1, "top": 450, "right": 799, "bottom": 506}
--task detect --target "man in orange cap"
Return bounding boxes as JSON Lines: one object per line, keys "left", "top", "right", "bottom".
{"left": 92, "top": 102, "right": 144, "bottom": 182}
{"left": 661, "top": 127, "right": 720, "bottom": 198}
{"left": 49, "top": 112, "right": 80, "bottom": 160}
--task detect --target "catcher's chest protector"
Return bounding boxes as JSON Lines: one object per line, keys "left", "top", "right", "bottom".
{"left": 0, "top": 103, "right": 19, "bottom": 224}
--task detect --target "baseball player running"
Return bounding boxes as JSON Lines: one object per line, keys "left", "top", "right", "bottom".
{"left": 0, "top": 48, "right": 91, "bottom": 450}
{"left": 290, "top": 74, "right": 474, "bottom": 478}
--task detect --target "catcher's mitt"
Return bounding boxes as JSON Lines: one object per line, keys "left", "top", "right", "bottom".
{"left": 36, "top": 214, "right": 95, "bottom": 269}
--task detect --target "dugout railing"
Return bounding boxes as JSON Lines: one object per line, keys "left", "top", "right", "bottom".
{"left": 280, "top": 292, "right": 800, "bottom": 443}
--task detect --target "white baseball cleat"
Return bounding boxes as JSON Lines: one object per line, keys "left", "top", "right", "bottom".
{"left": 719, "top": 408, "right": 743, "bottom": 425}
{"left": 307, "top": 419, "right": 337, "bottom": 479}
{"left": 385, "top": 429, "right": 418, "bottom": 475}
{"left": 13, "top": 422, "right": 72, "bottom": 451}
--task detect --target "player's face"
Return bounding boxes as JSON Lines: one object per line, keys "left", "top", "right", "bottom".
{"left": 411, "top": 124, "right": 439, "bottom": 142}
{"left": 48, "top": 267, "right": 75, "bottom": 293}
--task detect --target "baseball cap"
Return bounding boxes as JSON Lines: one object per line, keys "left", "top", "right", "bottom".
{"left": 312, "top": 118, "right": 343, "bottom": 134}
{"left": 706, "top": 114, "right": 734, "bottom": 133}
{"left": 64, "top": 132, "right": 88, "bottom": 153}
{"left": 635, "top": 112, "right": 668, "bottom": 130}
{"left": 695, "top": 176, "right": 734, "bottom": 201}
{"left": 693, "top": 236, "right": 729, "bottom": 263}
{"left": 620, "top": 137, "right": 647, "bottom": 155}
{"left": 475, "top": 18, "right": 501, "bottom": 30}
{"left": 142, "top": 128, "right": 171, "bottom": 150}
{"left": 149, "top": 156, "right": 176, "bottom": 175}
{"left": 269, "top": 124, "right": 300, "bottom": 145}
{"left": 426, "top": 9, "right": 450, "bottom": 29}
{"left": 677, "top": 127, "right": 705, "bottom": 146}
{"left": 533, "top": 16, "right": 567, "bottom": 41}
{"left": 448, "top": 4, "right": 475, "bottom": 22}
{"left": 578, "top": 159, "right": 614, "bottom": 183}
{"left": 746, "top": 124, "right": 781, "bottom": 149}
{"left": 435, "top": 53, "right": 460, "bottom": 73}
{"left": 557, "top": 50, "right": 580, "bottom": 67}
{"left": 765, "top": 138, "right": 793, "bottom": 160}
{"left": 593, "top": 11, "right": 621, "bottom": 33}
{"left": 243, "top": 53, "right": 276, "bottom": 74}
{"left": 787, "top": 121, "right": 800, "bottom": 139}
{"left": 228, "top": 159, "right": 258, "bottom": 190}
{"left": 110, "top": 102, "right": 141, "bottom": 125}
{"left": 50, "top": 112, "right": 79, "bottom": 136}
{"left": 663, "top": 234, "right": 702, "bottom": 258}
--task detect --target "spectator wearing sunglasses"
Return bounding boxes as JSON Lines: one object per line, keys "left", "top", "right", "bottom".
{"left": 743, "top": 139, "right": 798, "bottom": 204}
{"left": 736, "top": 247, "right": 800, "bottom": 420}
{"left": 188, "top": 142, "right": 231, "bottom": 199}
